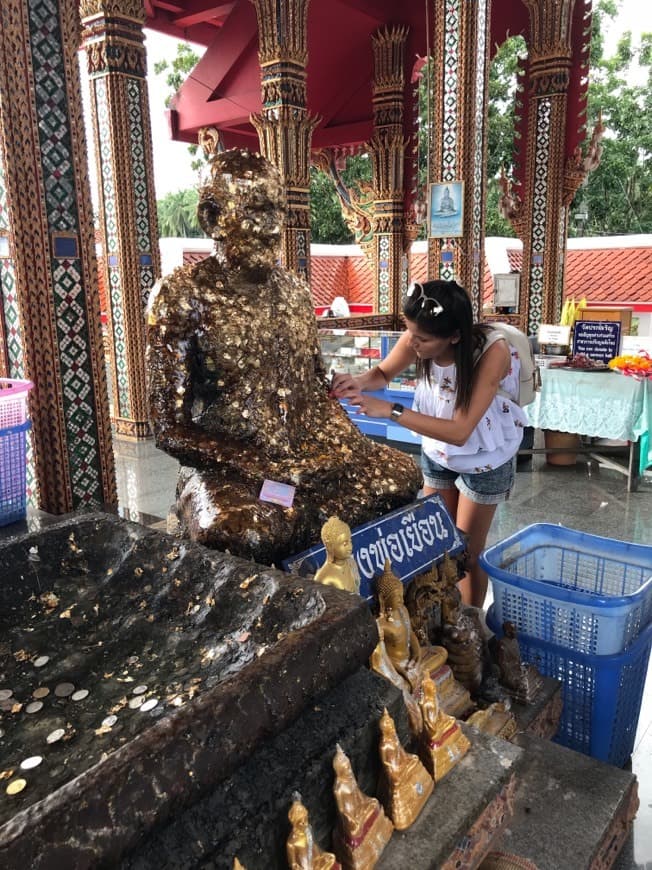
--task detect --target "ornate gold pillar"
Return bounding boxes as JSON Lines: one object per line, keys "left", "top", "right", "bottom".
{"left": 80, "top": 0, "right": 160, "bottom": 438}
{"left": 518, "top": 0, "right": 577, "bottom": 332}
{"left": 367, "top": 26, "right": 408, "bottom": 316}
{"left": 250, "top": 0, "right": 318, "bottom": 283}
{"left": 0, "top": 0, "right": 116, "bottom": 512}
{"left": 427, "top": 0, "right": 491, "bottom": 316}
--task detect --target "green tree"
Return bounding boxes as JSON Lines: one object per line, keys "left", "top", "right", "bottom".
{"left": 153, "top": 42, "right": 205, "bottom": 173}
{"left": 157, "top": 188, "right": 203, "bottom": 237}
{"left": 571, "top": 1, "right": 652, "bottom": 235}
{"left": 309, "top": 154, "right": 372, "bottom": 244}
{"left": 484, "top": 36, "right": 526, "bottom": 237}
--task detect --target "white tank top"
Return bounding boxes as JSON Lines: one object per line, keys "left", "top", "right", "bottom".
{"left": 412, "top": 331, "right": 529, "bottom": 473}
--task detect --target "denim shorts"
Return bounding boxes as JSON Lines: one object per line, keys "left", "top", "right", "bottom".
{"left": 420, "top": 452, "right": 515, "bottom": 505}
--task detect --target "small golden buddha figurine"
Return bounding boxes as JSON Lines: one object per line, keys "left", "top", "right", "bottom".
{"left": 376, "top": 560, "right": 447, "bottom": 693}
{"left": 287, "top": 792, "right": 341, "bottom": 870}
{"left": 369, "top": 623, "right": 423, "bottom": 735}
{"left": 495, "top": 621, "right": 544, "bottom": 705}
{"left": 377, "top": 707, "right": 433, "bottom": 831}
{"left": 314, "top": 516, "right": 361, "bottom": 594}
{"left": 466, "top": 701, "right": 517, "bottom": 741}
{"left": 417, "top": 677, "right": 470, "bottom": 782}
{"left": 332, "top": 743, "right": 394, "bottom": 869}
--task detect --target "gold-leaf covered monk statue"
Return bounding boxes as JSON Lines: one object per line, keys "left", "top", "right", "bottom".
{"left": 286, "top": 792, "right": 341, "bottom": 870}
{"left": 377, "top": 708, "right": 433, "bottom": 831}
{"left": 331, "top": 743, "right": 393, "bottom": 869}
{"left": 417, "top": 677, "right": 470, "bottom": 782}
{"left": 314, "top": 517, "right": 360, "bottom": 594}
{"left": 146, "top": 144, "right": 421, "bottom": 565}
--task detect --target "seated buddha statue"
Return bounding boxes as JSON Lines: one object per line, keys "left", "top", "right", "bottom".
{"left": 441, "top": 596, "right": 484, "bottom": 694}
{"left": 417, "top": 677, "right": 470, "bottom": 782}
{"left": 369, "top": 623, "right": 423, "bottom": 735}
{"left": 331, "top": 743, "right": 393, "bottom": 869}
{"left": 146, "top": 139, "right": 421, "bottom": 566}
{"left": 495, "top": 621, "right": 543, "bottom": 705}
{"left": 314, "top": 516, "right": 360, "bottom": 594}
{"left": 286, "top": 792, "right": 341, "bottom": 870}
{"left": 377, "top": 707, "right": 433, "bottom": 830}
{"left": 376, "top": 560, "right": 447, "bottom": 693}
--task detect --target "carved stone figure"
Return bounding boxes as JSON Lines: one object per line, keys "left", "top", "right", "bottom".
{"left": 440, "top": 594, "right": 484, "bottom": 694}
{"left": 377, "top": 708, "right": 433, "bottom": 831}
{"left": 417, "top": 677, "right": 470, "bottom": 782}
{"left": 332, "top": 743, "right": 394, "bottom": 869}
{"left": 466, "top": 701, "right": 517, "bottom": 741}
{"left": 147, "top": 145, "right": 421, "bottom": 565}
{"left": 286, "top": 792, "right": 341, "bottom": 870}
{"left": 314, "top": 516, "right": 360, "bottom": 593}
{"left": 495, "top": 621, "right": 544, "bottom": 705}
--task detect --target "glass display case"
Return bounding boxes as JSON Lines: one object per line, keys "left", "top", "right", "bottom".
{"left": 318, "top": 329, "right": 417, "bottom": 393}
{"left": 318, "top": 329, "right": 421, "bottom": 448}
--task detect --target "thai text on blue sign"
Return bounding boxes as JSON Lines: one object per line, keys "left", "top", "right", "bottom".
{"left": 572, "top": 320, "right": 622, "bottom": 363}
{"left": 282, "top": 494, "right": 465, "bottom": 600}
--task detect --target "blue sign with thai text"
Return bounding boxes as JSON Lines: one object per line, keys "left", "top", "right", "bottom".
{"left": 572, "top": 320, "right": 622, "bottom": 363}
{"left": 282, "top": 494, "right": 465, "bottom": 600}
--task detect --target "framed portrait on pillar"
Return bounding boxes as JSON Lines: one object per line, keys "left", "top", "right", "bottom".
{"left": 428, "top": 181, "right": 464, "bottom": 238}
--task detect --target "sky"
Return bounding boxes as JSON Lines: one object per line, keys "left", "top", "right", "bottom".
{"left": 82, "top": 0, "right": 652, "bottom": 202}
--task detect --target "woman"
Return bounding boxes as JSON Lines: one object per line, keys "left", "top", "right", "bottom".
{"left": 332, "top": 279, "right": 528, "bottom": 609}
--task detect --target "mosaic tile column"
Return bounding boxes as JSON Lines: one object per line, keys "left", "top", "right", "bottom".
{"left": 427, "top": 0, "right": 491, "bottom": 317}
{"left": 81, "top": 0, "right": 160, "bottom": 438}
{"left": 0, "top": 0, "right": 116, "bottom": 512}
{"left": 368, "top": 26, "right": 408, "bottom": 317}
{"left": 250, "top": 0, "right": 319, "bottom": 284}
{"left": 519, "top": 0, "right": 577, "bottom": 334}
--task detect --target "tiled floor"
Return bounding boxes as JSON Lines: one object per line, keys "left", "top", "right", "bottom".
{"left": 20, "top": 435, "right": 648, "bottom": 867}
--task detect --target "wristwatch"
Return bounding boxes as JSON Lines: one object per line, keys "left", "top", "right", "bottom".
{"left": 390, "top": 402, "right": 405, "bottom": 421}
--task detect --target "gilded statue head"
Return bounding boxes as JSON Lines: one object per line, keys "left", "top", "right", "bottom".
{"left": 321, "top": 516, "right": 353, "bottom": 562}
{"left": 377, "top": 559, "right": 404, "bottom": 610}
{"left": 333, "top": 742, "right": 354, "bottom": 780}
{"left": 379, "top": 707, "right": 396, "bottom": 739}
{"left": 288, "top": 792, "right": 309, "bottom": 829}
{"left": 197, "top": 145, "right": 285, "bottom": 277}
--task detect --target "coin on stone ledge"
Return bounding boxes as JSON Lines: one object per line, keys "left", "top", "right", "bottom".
{"left": 132, "top": 685, "right": 148, "bottom": 696}
{"left": 140, "top": 698, "right": 159, "bottom": 712}
{"left": 0, "top": 689, "right": 12, "bottom": 701}
{"left": 33, "top": 656, "right": 50, "bottom": 668}
{"left": 25, "top": 701, "right": 43, "bottom": 714}
{"left": 33, "top": 687, "right": 50, "bottom": 699}
{"left": 6, "top": 779, "right": 27, "bottom": 795}
{"left": 20, "top": 756, "right": 43, "bottom": 771}
{"left": 46, "top": 728, "right": 65, "bottom": 744}
{"left": 128, "top": 696, "right": 145, "bottom": 710}
{"left": 71, "top": 689, "right": 89, "bottom": 702}
{"left": 54, "top": 683, "right": 75, "bottom": 698}
{"left": 101, "top": 714, "right": 118, "bottom": 728}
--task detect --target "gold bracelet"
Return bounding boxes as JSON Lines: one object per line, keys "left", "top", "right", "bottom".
{"left": 376, "top": 365, "right": 390, "bottom": 384}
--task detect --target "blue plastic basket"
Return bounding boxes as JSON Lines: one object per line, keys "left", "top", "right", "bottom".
{"left": 487, "top": 606, "right": 652, "bottom": 766}
{"left": 480, "top": 524, "right": 652, "bottom": 655}
{"left": 0, "top": 420, "right": 31, "bottom": 526}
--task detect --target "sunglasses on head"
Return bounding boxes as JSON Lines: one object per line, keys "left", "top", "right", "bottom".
{"left": 406, "top": 282, "right": 444, "bottom": 316}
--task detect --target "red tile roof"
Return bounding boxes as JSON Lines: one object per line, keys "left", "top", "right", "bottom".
{"left": 563, "top": 245, "right": 652, "bottom": 306}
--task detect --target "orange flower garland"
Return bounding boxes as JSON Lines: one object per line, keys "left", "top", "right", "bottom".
{"left": 608, "top": 351, "right": 652, "bottom": 379}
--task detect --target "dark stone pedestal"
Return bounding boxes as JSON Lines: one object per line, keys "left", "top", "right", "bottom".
{"left": 491, "top": 733, "right": 639, "bottom": 870}
{"left": 0, "top": 513, "right": 377, "bottom": 870}
{"left": 121, "top": 668, "right": 409, "bottom": 869}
